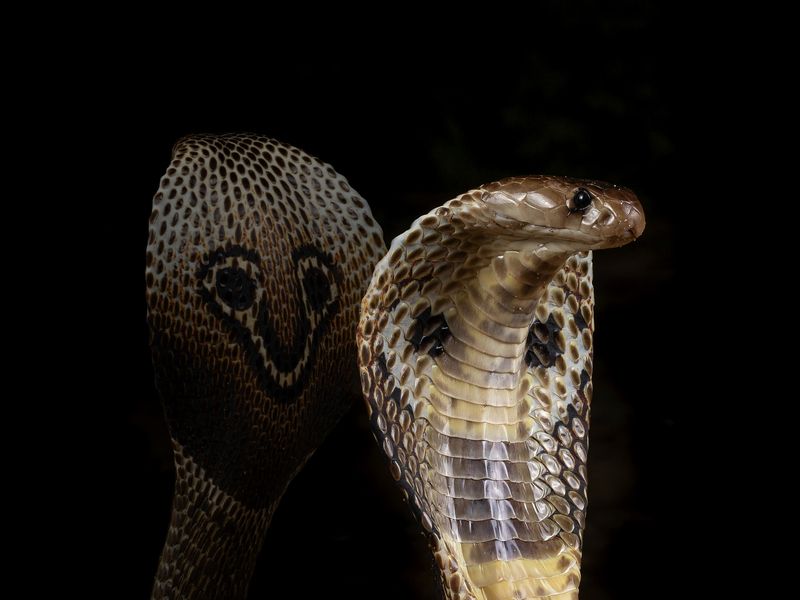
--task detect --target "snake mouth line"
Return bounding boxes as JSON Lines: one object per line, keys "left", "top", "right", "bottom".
{"left": 518, "top": 223, "right": 639, "bottom": 249}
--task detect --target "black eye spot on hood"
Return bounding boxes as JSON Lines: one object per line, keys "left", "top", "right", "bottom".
{"left": 216, "top": 266, "right": 256, "bottom": 310}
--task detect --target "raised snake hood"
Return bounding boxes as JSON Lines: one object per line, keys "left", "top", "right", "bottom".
{"left": 146, "top": 134, "right": 387, "bottom": 599}
{"left": 358, "top": 175, "right": 644, "bottom": 599}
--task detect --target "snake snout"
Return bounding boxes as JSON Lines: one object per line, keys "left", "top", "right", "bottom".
{"left": 621, "top": 199, "right": 646, "bottom": 239}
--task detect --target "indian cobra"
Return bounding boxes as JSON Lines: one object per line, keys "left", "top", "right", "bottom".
{"left": 147, "top": 134, "right": 644, "bottom": 599}
{"left": 146, "top": 133, "right": 385, "bottom": 598}
{"left": 357, "top": 177, "right": 644, "bottom": 599}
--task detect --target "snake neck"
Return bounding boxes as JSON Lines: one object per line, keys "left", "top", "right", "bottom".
{"left": 462, "top": 245, "right": 570, "bottom": 355}
{"left": 151, "top": 442, "right": 272, "bottom": 600}
{"left": 441, "top": 245, "right": 572, "bottom": 392}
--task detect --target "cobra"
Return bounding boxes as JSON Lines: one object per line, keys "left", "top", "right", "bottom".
{"left": 147, "top": 135, "right": 644, "bottom": 599}
{"left": 145, "top": 134, "right": 385, "bottom": 599}
{"left": 357, "top": 177, "right": 644, "bottom": 599}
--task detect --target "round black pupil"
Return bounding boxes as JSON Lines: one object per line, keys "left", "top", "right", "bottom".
{"left": 572, "top": 188, "right": 592, "bottom": 210}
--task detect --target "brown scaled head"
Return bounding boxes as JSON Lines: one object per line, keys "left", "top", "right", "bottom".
{"left": 479, "top": 175, "right": 645, "bottom": 249}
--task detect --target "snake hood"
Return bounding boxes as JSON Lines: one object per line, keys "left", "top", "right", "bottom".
{"left": 358, "top": 175, "right": 644, "bottom": 599}
{"left": 146, "top": 134, "right": 386, "bottom": 599}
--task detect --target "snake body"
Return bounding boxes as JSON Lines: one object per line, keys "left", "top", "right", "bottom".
{"left": 146, "top": 134, "right": 385, "bottom": 599}
{"left": 147, "top": 135, "right": 644, "bottom": 599}
{"left": 357, "top": 177, "right": 644, "bottom": 599}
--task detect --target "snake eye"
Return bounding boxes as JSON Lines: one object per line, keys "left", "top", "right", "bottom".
{"left": 571, "top": 188, "right": 593, "bottom": 211}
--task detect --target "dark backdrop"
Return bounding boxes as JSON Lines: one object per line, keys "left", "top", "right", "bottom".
{"left": 100, "top": 5, "right": 720, "bottom": 599}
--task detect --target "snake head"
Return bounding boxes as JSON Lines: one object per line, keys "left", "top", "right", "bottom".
{"left": 480, "top": 175, "right": 645, "bottom": 250}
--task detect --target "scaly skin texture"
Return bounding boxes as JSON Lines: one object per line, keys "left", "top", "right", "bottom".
{"left": 146, "top": 134, "right": 385, "bottom": 599}
{"left": 357, "top": 176, "right": 644, "bottom": 599}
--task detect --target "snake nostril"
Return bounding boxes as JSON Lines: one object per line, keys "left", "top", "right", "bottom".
{"left": 601, "top": 211, "right": 616, "bottom": 227}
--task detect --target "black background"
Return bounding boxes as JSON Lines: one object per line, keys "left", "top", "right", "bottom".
{"left": 89, "top": 4, "right": 735, "bottom": 599}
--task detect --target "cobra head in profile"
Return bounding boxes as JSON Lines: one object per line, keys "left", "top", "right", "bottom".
{"left": 357, "top": 176, "right": 644, "bottom": 599}
{"left": 146, "top": 134, "right": 385, "bottom": 599}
